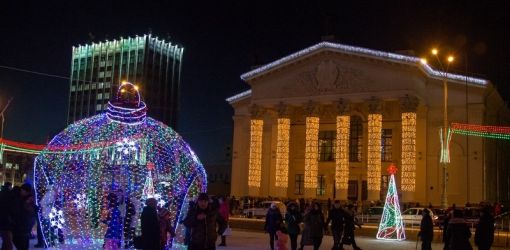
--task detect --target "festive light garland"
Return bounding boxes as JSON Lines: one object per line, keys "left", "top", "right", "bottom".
{"left": 275, "top": 118, "right": 290, "bottom": 188}
{"left": 304, "top": 116, "right": 319, "bottom": 189}
{"left": 377, "top": 164, "right": 406, "bottom": 240}
{"left": 34, "top": 83, "right": 207, "bottom": 249}
{"left": 248, "top": 119, "right": 263, "bottom": 188}
{"left": 439, "top": 127, "right": 452, "bottom": 163}
{"left": 451, "top": 122, "right": 510, "bottom": 139}
{"left": 240, "top": 42, "right": 487, "bottom": 86}
{"left": 335, "top": 115, "right": 350, "bottom": 190}
{"left": 401, "top": 112, "right": 416, "bottom": 192}
{"left": 367, "top": 114, "right": 382, "bottom": 192}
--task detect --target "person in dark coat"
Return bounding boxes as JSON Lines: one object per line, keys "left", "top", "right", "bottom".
{"left": 183, "top": 193, "right": 226, "bottom": 250}
{"left": 141, "top": 198, "right": 161, "bottom": 250}
{"left": 284, "top": 202, "right": 302, "bottom": 250}
{"left": 418, "top": 208, "right": 434, "bottom": 250}
{"left": 326, "top": 200, "right": 345, "bottom": 250}
{"left": 0, "top": 182, "right": 13, "bottom": 250}
{"left": 343, "top": 204, "right": 362, "bottom": 250}
{"left": 302, "top": 202, "right": 326, "bottom": 250}
{"left": 11, "top": 183, "right": 36, "bottom": 250}
{"left": 446, "top": 209, "right": 472, "bottom": 250}
{"left": 441, "top": 211, "right": 451, "bottom": 250}
{"left": 475, "top": 207, "right": 495, "bottom": 250}
{"left": 265, "top": 202, "right": 283, "bottom": 250}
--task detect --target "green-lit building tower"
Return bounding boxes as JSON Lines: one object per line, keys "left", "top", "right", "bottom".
{"left": 67, "top": 34, "right": 183, "bottom": 128}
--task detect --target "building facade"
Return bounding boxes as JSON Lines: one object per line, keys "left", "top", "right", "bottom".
{"left": 0, "top": 139, "right": 44, "bottom": 186}
{"left": 67, "top": 34, "right": 183, "bottom": 128}
{"left": 227, "top": 42, "right": 510, "bottom": 206}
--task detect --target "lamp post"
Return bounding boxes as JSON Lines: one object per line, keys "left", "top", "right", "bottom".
{"left": 422, "top": 49, "right": 454, "bottom": 209}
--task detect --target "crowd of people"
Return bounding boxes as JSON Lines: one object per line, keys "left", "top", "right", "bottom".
{"left": 0, "top": 182, "right": 39, "bottom": 250}
{"left": 418, "top": 205, "right": 497, "bottom": 250}
{"left": 263, "top": 200, "right": 363, "bottom": 250}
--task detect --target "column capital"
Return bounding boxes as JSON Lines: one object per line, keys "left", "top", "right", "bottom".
{"left": 367, "top": 96, "right": 382, "bottom": 114}
{"left": 304, "top": 100, "right": 320, "bottom": 117}
{"left": 276, "top": 102, "right": 293, "bottom": 118}
{"left": 250, "top": 104, "right": 265, "bottom": 119}
{"left": 335, "top": 98, "right": 351, "bottom": 116}
{"left": 400, "top": 95, "right": 419, "bottom": 113}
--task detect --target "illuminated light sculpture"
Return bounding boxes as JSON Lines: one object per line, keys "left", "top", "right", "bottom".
{"left": 304, "top": 116, "right": 319, "bottom": 192}
{"left": 367, "top": 114, "right": 382, "bottom": 193}
{"left": 34, "top": 82, "right": 206, "bottom": 249}
{"left": 376, "top": 164, "right": 406, "bottom": 240}
{"left": 401, "top": 112, "right": 417, "bottom": 192}
{"left": 275, "top": 118, "right": 290, "bottom": 188}
{"left": 335, "top": 115, "right": 350, "bottom": 193}
{"left": 248, "top": 119, "right": 263, "bottom": 188}
{"left": 439, "top": 127, "right": 452, "bottom": 163}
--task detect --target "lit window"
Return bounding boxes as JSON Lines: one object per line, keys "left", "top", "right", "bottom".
{"left": 350, "top": 116, "right": 363, "bottom": 162}
{"left": 319, "top": 131, "right": 336, "bottom": 161}
{"left": 294, "top": 174, "right": 304, "bottom": 195}
{"left": 96, "top": 104, "right": 102, "bottom": 111}
{"left": 381, "top": 129, "right": 393, "bottom": 162}
{"left": 97, "top": 93, "right": 103, "bottom": 99}
{"left": 317, "top": 175, "right": 326, "bottom": 196}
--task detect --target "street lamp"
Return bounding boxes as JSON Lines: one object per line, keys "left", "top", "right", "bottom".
{"left": 422, "top": 49, "right": 454, "bottom": 209}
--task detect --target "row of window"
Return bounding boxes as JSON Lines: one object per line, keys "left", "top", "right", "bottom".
{"left": 294, "top": 174, "right": 390, "bottom": 198}
{"left": 319, "top": 128, "right": 393, "bottom": 162}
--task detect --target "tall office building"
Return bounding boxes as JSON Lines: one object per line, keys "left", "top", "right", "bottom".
{"left": 67, "top": 34, "right": 183, "bottom": 128}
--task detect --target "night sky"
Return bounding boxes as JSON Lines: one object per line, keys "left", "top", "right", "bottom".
{"left": 1, "top": 1, "right": 509, "bottom": 164}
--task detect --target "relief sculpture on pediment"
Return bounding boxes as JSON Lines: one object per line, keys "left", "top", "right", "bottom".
{"left": 291, "top": 60, "right": 369, "bottom": 96}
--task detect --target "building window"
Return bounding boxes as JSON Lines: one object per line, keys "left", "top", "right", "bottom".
{"left": 294, "top": 174, "right": 304, "bottom": 195}
{"left": 381, "top": 129, "right": 393, "bottom": 162}
{"left": 317, "top": 175, "right": 326, "bottom": 196}
{"left": 319, "top": 131, "right": 336, "bottom": 161}
{"left": 350, "top": 116, "right": 363, "bottom": 162}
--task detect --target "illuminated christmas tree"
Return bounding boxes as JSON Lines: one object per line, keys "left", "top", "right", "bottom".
{"left": 376, "top": 163, "right": 406, "bottom": 240}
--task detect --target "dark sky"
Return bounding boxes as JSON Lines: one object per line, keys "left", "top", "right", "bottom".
{"left": 1, "top": 1, "right": 509, "bottom": 164}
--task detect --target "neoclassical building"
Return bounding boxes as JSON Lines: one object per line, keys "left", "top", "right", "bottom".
{"left": 227, "top": 42, "right": 510, "bottom": 205}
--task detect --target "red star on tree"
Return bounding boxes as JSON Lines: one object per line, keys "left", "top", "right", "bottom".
{"left": 387, "top": 163, "right": 398, "bottom": 175}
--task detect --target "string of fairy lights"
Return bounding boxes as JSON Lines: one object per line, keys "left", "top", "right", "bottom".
{"left": 275, "top": 118, "right": 290, "bottom": 188}
{"left": 335, "top": 115, "right": 350, "bottom": 190}
{"left": 33, "top": 82, "right": 207, "bottom": 248}
{"left": 401, "top": 112, "right": 417, "bottom": 192}
{"left": 367, "top": 113, "right": 382, "bottom": 193}
{"left": 304, "top": 116, "right": 319, "bottom": 190}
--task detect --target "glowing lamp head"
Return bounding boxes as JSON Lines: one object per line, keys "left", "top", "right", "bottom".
{"left": 447, "top": 56, "right": 454, "bottom": 63}
{"left": 420, "top": 58, "right": 427, "bottom": 65}
{"left": 431, "top": 48, "right": 438, "bottom": 55}
{"left": 387, "top": 163, "right": 398, "bottom": 175}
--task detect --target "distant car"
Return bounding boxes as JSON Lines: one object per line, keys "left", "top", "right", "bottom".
{"left": 432, "top": 208, "right": 448, "bottom": 227}
{"left": 243, "top": 201, "right": 286, "bottom": 218}
{"left": 401, "top": 208, "right": 437, "bottom": 226}
{"left": 463, "top": 207, "right": 482, "bottom": 227}
{"left": 366, "top": 206, "right": 385, "bottom": 222}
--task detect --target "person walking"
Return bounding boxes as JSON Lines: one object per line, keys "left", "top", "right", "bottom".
{"left": 183, "top": 193, "right": 226, "bottom": 250}
{"left": 343, "top": 204, "right": 362, "bottom": 250}
{"left": 475, "top": 207, "right": 495, "bottom": 250}
{"left": 264, "top": 202, "right": 283, "bottom": 250}
{"left": 302, "top": 202, "right": 326, "bottom": 250}
{"left": 441, "top": 211, "right": 451, "bottom": 250}
{"left": 284, "top": 202, "right": 302, "bottom": 250}
{"left": 418, "top": 208, "right": 434, "bottom": 250}
{"left": 446, "top": 209, "right": 472, "bottom": 250}
{"left": 11, "top": 183, "right": 36, "bottom": 250}
{"left": 326, "top": 200, "right": 345, "bottom": 250}
{"left": 141, "top": 198, "right": 161, "bottom": 250}
{"left": 218, "top": 196, "right": 230, "bottom": 247}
